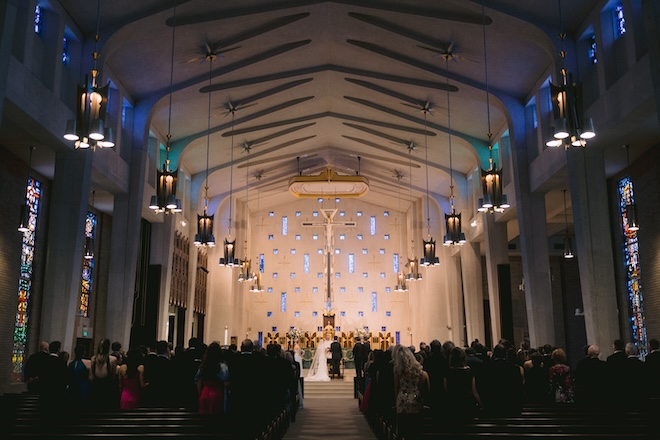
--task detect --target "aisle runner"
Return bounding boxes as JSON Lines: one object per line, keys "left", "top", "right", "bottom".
{"left": 284, "top": 396, "right": 375, "bottom": 439}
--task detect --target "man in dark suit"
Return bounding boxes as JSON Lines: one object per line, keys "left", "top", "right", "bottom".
{"left": 646, "top": 338, "right": 660, "bottom": 398}
{"left": 142, "top": 340, "right": 173, "bottom": 407}
{"left": 481, "top": 344, "right": 524, "bottom": 416}
{"left": 24, "top": 341, "right": 49, "bottom": 394}
{"left": 40, "top": 341, "right": 68, "bottom": 413}
{"left": 354, "top": 337, "right": 365, "bottom": 378}
{"left": 330, "top": 336, "right": 342, "bottom": 378}
{"left": 606, "top": 339, "right": 627, "bottom": 403}
{"left": 574, "top": 345, "right": 608, "bottom": 405}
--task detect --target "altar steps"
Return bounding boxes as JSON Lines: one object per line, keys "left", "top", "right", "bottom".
{"left": 303, "top": 379, "right": 355, "bottom": 399}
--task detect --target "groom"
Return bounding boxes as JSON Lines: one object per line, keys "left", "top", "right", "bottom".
{"left": 330, "top": 336, "right": 343, "bottom": 378}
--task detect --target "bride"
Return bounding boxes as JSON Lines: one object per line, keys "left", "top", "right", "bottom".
{"left": 306, "top": 334, "right": 332, "bottom": 381}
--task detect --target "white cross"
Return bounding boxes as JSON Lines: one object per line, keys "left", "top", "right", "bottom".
{"left": 303, "top": 208, "right": 356, "bottom": 305}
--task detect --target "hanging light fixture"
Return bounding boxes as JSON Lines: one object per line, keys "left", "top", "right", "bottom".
{"left": 394, "top": 173, "right": 408, "bottom": 292}
{"left": 194, "top": 53, "right": 217, "bottom": 248}
{"left": 441, "top": 58, "right": 466, "bottom": 247}
{"left": 148, "top": 1, "right": 181, "bottom": 214}
{"left": 84, "top": 191, "right": 96, "bottom": 260}
{"left": 545, "top": 0, "right": 596, "bottom": 149}
{"left": 405, "top": 152, "right": 422, "bottom": 282}
{"left": 63, "top": 0, "right": 114, "bottom": 149}
{"left": 238, "top": 151, "right": 256, "bottom": 283}
{"left": 623, "top": 144, "right": 639, "bottom": 231}
{"left": 562, "top": 189, "right": 574, "bottom": 259}
{"left": 219, "top": 108, "right": 238, "bottom": 267}
{"left": 477, "top": 3, "right": 509, "bottom": 214}
{"left": 18, "top": 146, "right": 36, "bottom": 233}
{"left": 418, "top": 107, "right": 441, "bottom": 265}
{"left": 249, "top": 176, "right": 264, "bottom": 292}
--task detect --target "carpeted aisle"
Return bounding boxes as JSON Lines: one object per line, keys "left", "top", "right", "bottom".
{"left": 284, "top": 397, "right": 375, "bottom": 439}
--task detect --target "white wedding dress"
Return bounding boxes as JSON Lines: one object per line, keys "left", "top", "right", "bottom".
{"left": 306, "top": 339, "right": 331, "bottom": 381}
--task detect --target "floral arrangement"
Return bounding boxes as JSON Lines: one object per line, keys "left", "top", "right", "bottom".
{"left": 355, "top": 327, "right": 370, "bottom": 340}
{"left": 287, "top": 327, "right": 305, "bottom": 341}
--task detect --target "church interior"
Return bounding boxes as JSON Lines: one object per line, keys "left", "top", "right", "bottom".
{"left": 1, "top": 0, "right": 660, "bottom": 395}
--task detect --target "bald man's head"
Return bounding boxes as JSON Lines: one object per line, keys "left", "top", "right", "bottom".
{"left": 587, "top": 345, "right": 600, "bottom": 358}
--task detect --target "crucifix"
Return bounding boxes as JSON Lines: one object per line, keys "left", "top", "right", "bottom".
{"left": 303, "top": 208, "right": 356, "bottom": 309}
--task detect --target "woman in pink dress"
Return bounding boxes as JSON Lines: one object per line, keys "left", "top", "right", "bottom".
{"left": 117, "top": 350, "right": 144, "bottom": 409}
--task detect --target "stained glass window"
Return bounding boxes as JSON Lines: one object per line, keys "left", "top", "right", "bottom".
{"left": 348, "top": 253, "right": 355, "bottom": 273}
{"left": 362, "top": 249, "right": 368, "bottom": 254}
{"left": 384, "top": 211, "right": 389, "bottom": 216}
{"left": 273, "top": 273, "right": 278, "bottom": 278}
{"left": 379, "top": 249, "right": 385, "bottom": 254}
{"left": 295, "top": 211, "right": 301, "bottom": 217}
{"left": 362, "top": 272, "right": 368, "bottom": 278}
{"left": 268, "top": 235, "right": 274, "bottom": 240}
{"left": 313, "top": 234, "right": 318, "bottom": 240}
{"left": 304, "top": 254, "right": 310, "bottom": 273}
{"left": 62, "top": 37, "right": 70, "bottom": 64}
{"left": 269, "top": 211, "right": 275, "bottom": 217}
{"left": 372, "top": 292, "right": 377, "bottom": 312}
{"left": 357, "top": 234, "right": 363, "bottom": 240}
{"left": 384, "top": 234, "right": 390, "bottom": 240}
{"left": 312, "top": 311, "right": 318, "bottom": 317}
{"left": 339, "top": 211, "right": 345, "bottom": 217}
{"left": 290, "top": 249, "right": 296, "bottom": 254}
{"left": 34, "top": 5, "right": 42, "bottom": 34}
{"left": 334, "top": 249, "right": 341, "bottom": 254}
{"left": 80, "top": 212, "right": 97, "bottom": 317}
{"left": 395, "top": 331, "right": 400, "bottom": 344}
{"left": 282, "top": 216, "right": 288, "bottom": 235}
{"left": 385, "top": 287, "right": 391, "bottom": 292}
{"left": 313, "top": 211, "right": 319, "bottom": 217}
{"left": 335, "top": 272, "right": 341, "bottom": 278}
{"left": 267, "top": 311, "right": 272, "bottom": 317}
{"left": 358, "top": 287, "right": 363, "bottom": 293}
{"left": 358, "top": 311, "right": 364, "bottom": 317}
{"left": 295, "top": 287, "right": 301, "bottom": 292}
{"left": 394, "top": 253, "right": 399, "bottom": 273}
{"left": 386, "top": 311, "right": 391, "bottom": 317}
{"left": 370, "top": 216, "right": 376, "bottom": 235}
{"left": 294, "top": 311, "right": 300, "bottom": 318}
{"left": 357, "top": 211, "right": 363, "bottom": 217}
{"left": 618, "top": 176, "right": 647, "bottom": 356}
{"left": 317, "top": 249, "right": 323, "bottom": 254}
{"left": 281, "top": 293, "right": 286, "bottom": 312}
{"left": 290, "top": 273, "right": 296, "bottom": 278}
{"left": 335, "top": 198, "right": 340, "bottom": 203}
{"left": 312, "top": 287, "right": 318, "bottom": 293}
{"left": 589, "top": 35, "right": 598, "bottom": 64}
{"left": 381, "top": 326, "right": 386, "bottom": 332}
{"left": 318, "top": 272, "right": 323, "bottom": 278}
{"left": 259, "top": 254, "right": 264, "bottom": 273}
{"left": 615, "top": 4, "right": 626, "bottom": 37}
{"left": 339, "top": 234, "right": 345, "bottom": 240}
{"left": 339, "top": 287, "right": 345, "bottom": 293}
{"left": 273, "top": 249, "right": 279, "bottom": 254}
{"left": 340, "top": 311, "right": 346, "bottom": 317}
{"left": 295, "top": 234, "right": 301, "bottom": 240}
{"left": 268, "top": 287, "right": 273, "bottom": 292}
{"left": 13, "top": 177, "right": 41, "bottom": 382}
{"left": 379, "top": 272, "right": 386, "bottom": 278}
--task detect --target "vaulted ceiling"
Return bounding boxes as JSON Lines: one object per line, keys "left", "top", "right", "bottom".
{"left": 57, "top": 0, "right": 598, "bottom": 212}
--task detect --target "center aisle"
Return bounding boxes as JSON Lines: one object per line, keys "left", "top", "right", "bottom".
{"left": 284, "top": 395, "right": 375, "bottom": 439}
{"left": 284, "top": 371, "right": 375, "bottom": 439}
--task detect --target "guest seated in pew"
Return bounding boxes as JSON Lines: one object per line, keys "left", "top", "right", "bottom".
{"left": 393, "top": 344, "right": 430, "bottom": 440}
{"left": 117, "top": 349, "right": 144, "bottom": 410}
{"left": 195, "top": 342, "right": 229, "bottom": 415}
{"left": 444, "top": 347, "right": 482, "bottom": 421}
{"left": 480, "top": 343, "right": 524, "bottom": 416}
{"left": 574, "top": 345, "right": 607, "bottom": 406}
{"left": 548, "top": 348, "right": 574, "bottom": 404}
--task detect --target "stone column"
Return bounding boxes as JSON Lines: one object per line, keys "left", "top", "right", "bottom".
{"left": 643, "top": 0, "right": 660, "bottom": 127}
{"left": 482, "top": 214, "right": 508, "bottom": 346}
{"left": 460, "top": 242, "right": 485, "bottom": 344}
{"left": 105, "top": 98, "right": 155, "bottom": 347}
{"left": 566, "top": 148, "right": 620, "bottom": 356}
{"left": 0, "top": 0, "right": 18, "bottom": 123}
{"left": 501, "top": 95, "right": 556, "bottom": 347}
{"left": 40, "top": 150, "right": 93, "bottom": 353}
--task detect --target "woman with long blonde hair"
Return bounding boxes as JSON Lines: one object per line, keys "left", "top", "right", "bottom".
{"left": 392, "top": 345, "right": 429, "bottom": 439}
